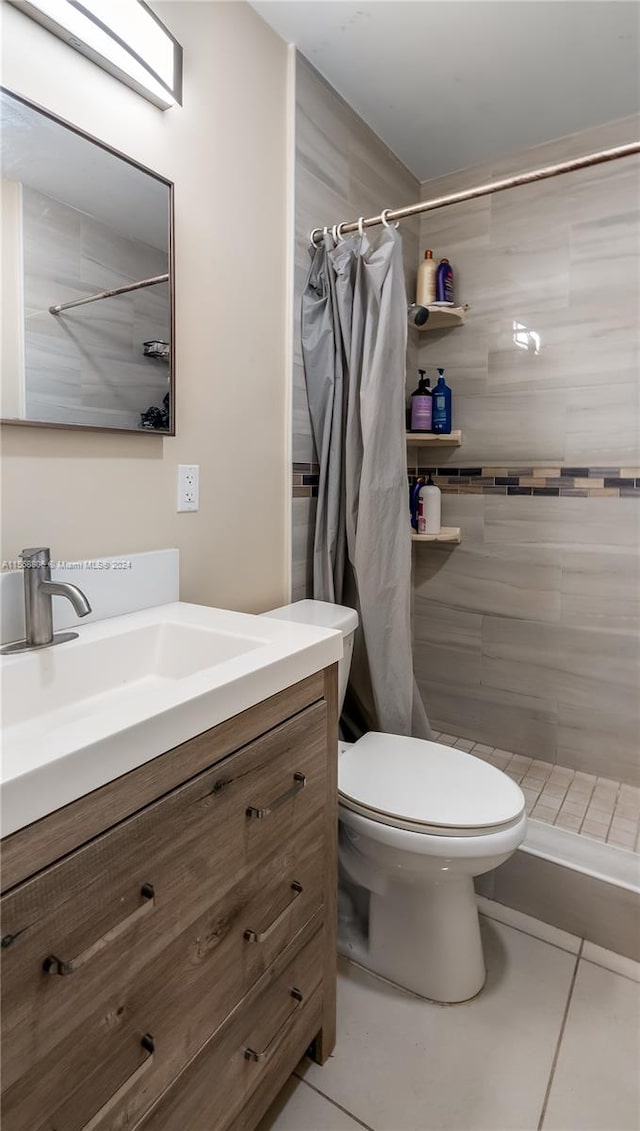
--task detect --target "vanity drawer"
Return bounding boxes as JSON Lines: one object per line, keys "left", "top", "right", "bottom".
{"left": 2, "top": 828, "right": 324, "bottom": 1131}
{"left": 136, "top": 927, "right": 325, "bottom": 1131}
{"left": 1, "top": 700, "right": 327, "bottom": 1124}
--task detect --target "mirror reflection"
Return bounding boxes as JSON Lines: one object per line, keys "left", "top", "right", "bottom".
{"left": 0, "top": 89, "right": 173, "bottom": 433}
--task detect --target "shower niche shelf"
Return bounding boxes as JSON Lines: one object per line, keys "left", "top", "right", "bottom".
{"left": 406, "top": 430, "right": 462, "bottom": 446}
{"left": 417, "top": 304, "right": 468, "bottom": 331}
{"left": 411, "top": 527, "right": 461, "bottom": 545}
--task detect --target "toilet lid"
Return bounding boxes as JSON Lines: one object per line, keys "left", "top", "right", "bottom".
{"left": 339, "top": 732, "right": 524, "bottom": 831}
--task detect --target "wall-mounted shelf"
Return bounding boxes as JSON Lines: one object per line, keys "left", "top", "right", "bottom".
{"left": 406, "top": 430, "right": 462, "bottom": 446}
{"left": 417, "top": 304, "right": 468, "bottom": 331}
{"left": 411, "top": 527, "right": 461, "bottom": 544}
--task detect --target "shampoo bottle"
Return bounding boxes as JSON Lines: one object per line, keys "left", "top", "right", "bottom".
{"left": 410, "top": 369, "right": 432, "bottom": 432}
{"left": 435, "top": 258, "right": 455, "bottom": 305}
{"left": 418, "top": 474, "right": 442, "bottom": 535}
{"left": 432, "top": 368, "right": 452, "bottom": 434}
{"left": 416, "top": 249, "right": 437, "bottom": 306}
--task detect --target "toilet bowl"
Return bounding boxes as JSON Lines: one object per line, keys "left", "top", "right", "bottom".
{"left": 263, "top": 599, "right": 527, "bottom": 1003}
{"left": 338, "top": 731, "right": 526, "bottom": 1001}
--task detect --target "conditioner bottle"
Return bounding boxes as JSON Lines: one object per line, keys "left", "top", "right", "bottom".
{"left": 416, "top": 249, "right": 437, "bottom": 306}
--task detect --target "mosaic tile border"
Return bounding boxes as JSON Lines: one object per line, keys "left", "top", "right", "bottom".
{"left": 407, "top": 466, "right": 640, "bottom": 497}
{"left": 293, "top": 464, "right": 640, "bottom": 498}
{"left": 293, "top": 462, "right": 319, "bottom": 498}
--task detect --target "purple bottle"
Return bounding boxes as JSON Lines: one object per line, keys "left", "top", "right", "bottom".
{"left": 436, "top": 258, "right": 454, "bottom": 305}
{"left": 410, "top": 370, "right": 432, "bottom": 432}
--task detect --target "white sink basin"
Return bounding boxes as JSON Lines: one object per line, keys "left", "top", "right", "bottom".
{"left": 3, "top": 620, "right": 264, "bottom": 729}
{"left": 1, "top": 602, "right": 342, "bottom": 836}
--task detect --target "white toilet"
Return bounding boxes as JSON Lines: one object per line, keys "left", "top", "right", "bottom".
{"left": 263, "top": 599, "right": 526, "bottom": 1003}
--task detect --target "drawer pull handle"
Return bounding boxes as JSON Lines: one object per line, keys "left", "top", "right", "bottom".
{"left": 246, "top": 773, "right": 306, "bottom": 820}
{"left": 244, "top": 882, "right": 303, "bottom": 943}
{"left": 43, "top": 883, "right": 155, "bottom": 976}
{"left": 80, "top": 1034, "right": 155, "bottom": 1131}
{"left": 244, "top": 988, "right": 303, "bottom": 1063}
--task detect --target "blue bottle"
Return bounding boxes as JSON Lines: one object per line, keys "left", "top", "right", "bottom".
{"left": 410, "top": 478, "right": 424, "bottom": 531}
{"left": 432, "top": 368, "right": 452, "bottom": 434}
{"left": 435, "top": 258, "right": 454, "bottom": 304}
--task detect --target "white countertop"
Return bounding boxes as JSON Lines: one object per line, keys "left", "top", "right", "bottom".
{"left": 1, "top": 601, "right": 342, "bottom": 837}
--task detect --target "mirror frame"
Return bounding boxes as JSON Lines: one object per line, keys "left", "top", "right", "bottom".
{"left": 1, "top": 87, "right": 175, "bottom": 436}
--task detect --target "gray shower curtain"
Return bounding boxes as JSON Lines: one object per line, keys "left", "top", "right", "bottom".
{"left": 302, "top": 226, "right": 431, "bottom": 740}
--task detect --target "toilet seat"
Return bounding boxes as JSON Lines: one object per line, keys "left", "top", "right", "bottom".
{"left": 338, "top": 732, "right": 525, "bottom": 837}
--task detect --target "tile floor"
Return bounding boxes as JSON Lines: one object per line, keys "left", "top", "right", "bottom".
{"left": 259, "top": 903, "right": 640, "bottom": 1131}
{"left": 431, "top": 731, "right": 640, "bottom": 853}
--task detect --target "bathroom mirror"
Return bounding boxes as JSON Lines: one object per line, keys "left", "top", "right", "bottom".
{"left": 0, "top": 88, "right": 174, "bottom": 434}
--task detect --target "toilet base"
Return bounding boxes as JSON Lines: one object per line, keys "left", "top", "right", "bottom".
{"left": 363, "top": 875, "right": 486, "bottom": 1003}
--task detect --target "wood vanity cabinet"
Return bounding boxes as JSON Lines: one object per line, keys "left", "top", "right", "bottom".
{"left": 0, "top": 665, "right": 338, "bottom": 1131}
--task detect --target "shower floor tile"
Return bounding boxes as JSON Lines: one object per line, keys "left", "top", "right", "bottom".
{"left": 430, "top": 731, "right": 640, "bottom": 853}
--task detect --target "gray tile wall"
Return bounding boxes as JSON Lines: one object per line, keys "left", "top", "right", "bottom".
{"left": 415, "top": 119, "right": 640, "bottom": 784}
{"left": 292, "top": 67, "right": 639, "bottom": 784}
{"left": 415, "top": 117, "right": 640, "bottom": 468}
{"left": 293, "top": 55, "right": 420, "bottom": 600}
{"left": 22, "top": 186, "right": 170, "bottom": 430}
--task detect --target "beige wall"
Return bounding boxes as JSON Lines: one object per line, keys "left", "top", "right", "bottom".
{"left": 0, "top": 1, "right": 291, "bottom": 612}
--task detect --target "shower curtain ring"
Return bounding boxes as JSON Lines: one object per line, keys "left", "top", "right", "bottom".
{"left": 336, "top": 222, "right": 347, "bottom": 241}
{"left": 309, "top": 227, "right": 323, "bottom": 248}
{"left": 357, "top": 216, "right": 365, "bottom": 237}
{"left": 381, "top": 208, "right": 399, "bottom": 229}
{"left": 331, "top": 223, "right": 342, "bottom": 243}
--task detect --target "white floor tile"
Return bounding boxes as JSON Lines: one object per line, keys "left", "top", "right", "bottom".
{"left": 477, "top": 895, "right": 581, "bottom": 954}
{"left": 258, "top": 1076, "right": 365, "bottom": 1131}
{"left": 301, "top": 921, "right": 575, "bottom": 1130}
{"left": 542, "top": 961, "right": 640, "bottom": 1130}
{"left": 581, "top": 940, "right": 640, "bottom": 984}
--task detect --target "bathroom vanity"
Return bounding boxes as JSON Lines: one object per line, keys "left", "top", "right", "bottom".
{"left": 0, "top": 600, "right": 340, "bottom": 1130}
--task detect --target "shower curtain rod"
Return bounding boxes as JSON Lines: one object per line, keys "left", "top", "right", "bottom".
{"left": 309, "top": 141, "right": 640, "bottom": 245}
{"left": 49, "top": 273, "right": 169, "bottom": 315}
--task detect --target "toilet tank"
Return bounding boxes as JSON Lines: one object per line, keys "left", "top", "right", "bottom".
{"left": 262, "top": 599, "right": 358, "bottom": 714}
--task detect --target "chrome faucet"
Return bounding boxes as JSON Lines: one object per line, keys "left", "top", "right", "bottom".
{"left": 1, "top": 547, "right": 92, "bottom": 655}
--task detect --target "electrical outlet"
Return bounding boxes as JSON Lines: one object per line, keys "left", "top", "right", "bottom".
{"left": 177, "top": 464, "right": 199, "bottom": 512}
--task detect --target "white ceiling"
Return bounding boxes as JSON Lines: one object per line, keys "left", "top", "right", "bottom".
{"left": 251, "top": 0, "right": 640, "bottom": 181}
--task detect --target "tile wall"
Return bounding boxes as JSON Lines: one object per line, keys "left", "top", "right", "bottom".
{"left": 22, "top": 186, "right": 170, "bottom": 430}
{"left": 408, "top": 464, "right": 640, "bottom": 498}
{"left": 414, "top": 118, "right": 640, "bottom": 784}
{"left": 293, "top": 61, "right": 639, "bottom": 785}
{"left": 292, "top": 56, "right": 420, "bottom": 599}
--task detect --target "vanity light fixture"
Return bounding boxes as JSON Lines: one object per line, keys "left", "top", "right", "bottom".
{"left": 8, "top": 0, "right": 182, "bottom": 110}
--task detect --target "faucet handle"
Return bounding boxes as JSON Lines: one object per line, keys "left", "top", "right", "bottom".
{"left": 21, "top": 547, "right": 51, "bottom": 567}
